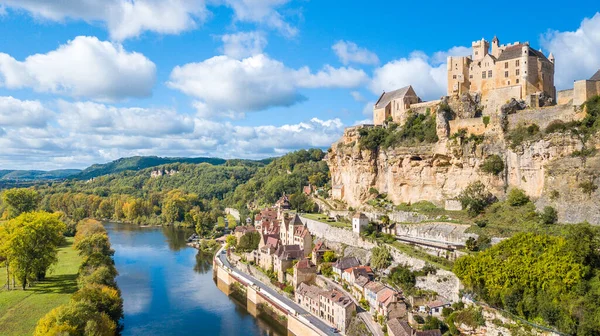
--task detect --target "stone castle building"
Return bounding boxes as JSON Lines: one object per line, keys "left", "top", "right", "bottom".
{"left": 447, "top": 36, "right": 556, "bottom": 110}
{"left": 373, "top": 86, "right": 420, "bottom": 126}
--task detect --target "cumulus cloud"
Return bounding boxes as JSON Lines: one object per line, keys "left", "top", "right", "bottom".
{"left": 370, "top": 51, "right": 449, "bottom": 101}
{"left": 0, "top": 36, "right": 156, "bottom": 101}
{"left": 220, "top": 31, "right": 267, "bottom": 59}
{"left": 351, "top": 91, "right": 365, "bottom": 102}
{"left": 168, "top": 54, "right": 368, "bottom": 116}
{"left": 332, "top": 41, "right": 379, "bottom": 65}
{"left": 222, "top": 0, "right": 297, "bottom": 37}
{"left": 0, "top": 98, "right": 345, "bottom": 169}
{"left": 431, "top": 46, "right": 471, "bottom": 65}
{"left": 0, "top": 96, "right": 54, "bottom": 128}
{"left": 0, "top": 0, "right": 208, "bottom": 40}
{"left": 541, "top": 12, "right": 600, "bottom": 89}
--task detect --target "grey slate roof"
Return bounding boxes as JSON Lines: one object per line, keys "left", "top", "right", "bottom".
{"left": 374, "top": 86, "right": 414, "bottom": 109}
{"left": 333, "top": 256, "right": 360, "bottom": 271}
{"left": 275, "top": 244, "right": 303, "bottom": 260}
{"left": 496, "top": 44, "right": 547, "bottom": 62}
{"left": 590, "top": 69, "right": 600, "bottom": 81}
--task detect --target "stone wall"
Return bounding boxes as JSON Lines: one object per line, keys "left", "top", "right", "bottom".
{"left": 483, "top": 85, "right": 522, "bottom": 115}
{"left": 299, "top": 216, "right": 376, "bottom": 250}
{"left": 506, "top": 104, "right": 582, "bottom": 130}
{"left": 574, "top": 79, "right": 600, "bottom": 106}
{"left": 557, "top": 89, "right": 574, "bottom": 105}
{"left": 448, "top": 117, "right": 499, "bottom": 136}
{"left": 394, "top": 223, "right": 475, "bottom": 244}
{"left": 415, "top": 269, "right": 461, "bottom": 302}
{"left": 410, "top": 100, "right": 441, "bottom": 115}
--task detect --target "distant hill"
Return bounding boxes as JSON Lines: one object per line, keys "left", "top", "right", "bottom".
{"left": 0, "top": 169, "right": 81, "bottom": 181}
{"left": 71, "top": 156, "right": 227, "bottom": 180}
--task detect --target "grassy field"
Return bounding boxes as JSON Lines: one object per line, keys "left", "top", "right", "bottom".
{"left": 300, "top": 212, "right": 352, "bottom": 229}
{"left": 0, "top": 237, "right": 82, "bottom": 336}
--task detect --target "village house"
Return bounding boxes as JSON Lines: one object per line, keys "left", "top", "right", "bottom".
{"left": 275, "top": 194, "right": 291, "bottom": 211}
{"left": 332, "top": 256, "right": 361, "bottom": 279}
{"left": 385, "top": 299, "right": 408, "bottom": 320}
{"left": 319, "top": 289, "right": 356, "bottom": 334}
{"left": 375, "top": 287, "right": 397, "bottom": 316}
{"left": 233, "top": 225, "right": 256, "bottom": 240}
{"left": 296, "top": 283, "right": 323, "bottom": 316}
{"left": 257, "top": 235, "right": 279, "bottom": 271}
{"left": 365, "top": 282, "right": 386, "bottom": 311}
{"left": 341, "top": 265, "right": 374, "bottom": 284}
{"left": 373, "top": 86, "right": 420, "bottom": 125}
{"left": 423, "top": 299, "right": 451, "bottom": 317}
{"left": 293, "top": 259, "right": 317, "bottom": 288}
{"left": 311, "top": 240, "right": 331, "bottom": 265}
{"left": 387, "top": 318, "right": 442, "bottom": 336}
{"left": 273, "top": 244, "right": 304, "bottom": 283}
{"left": 351, "top": 275, "right": 370, "bottom": 299}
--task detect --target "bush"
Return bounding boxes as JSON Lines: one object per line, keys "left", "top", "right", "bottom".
{"left": 483, "top": 116, "right": 490, "bottom": 127}
{"left": 480, "top": 155, "right": 504, "bottom": 175}
{"left": 545, "top": 120, "right": 568, "bottom": 133}
{"left": 321, "top": 263, "right": 333, "bottom": 277}
{"left": 507, "top": 123, "right": 540, "bottom": 148}
{"left": 323, "top": 251, "right": 336, "bottom": 263}
{"left": 539, "top": 206, "right": 558, "bottom": 224}
{"left": 458, "top": 181, "right": 495, "bottom": 217}
{"left": 475, "top": 219, "right": 488, "bottom": 228}
{"left": 579, "top": 180, "right": 598, "bottom": 196}
{"left": 506, "top": 188, "right": 530, "bottom": 206}
{"left": 549, "top": 190, "right": 560, "bottom": 201}
{"left": 72, "top": 284, "right": 123, "bottom": 323}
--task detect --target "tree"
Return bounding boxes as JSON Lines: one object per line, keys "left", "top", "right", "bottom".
{"left": 1, "top": 188, "right": 40, "bottom": 218}
{"left": 225, "top": 235, "right": 237, "bottom": 249}
{"left": 72, "top": 284, "right": 123, "bottom": 323}
{"left": 457, "top": 181, "right": 495, "bottom": 216}
{"left": 389, "top": 265, "right": 416, "bottom": 291}
{"left": 480, "top": 155, "right": 504, "bottom": 175}
{"left": 321, "top": 263, "right": 333, "bottom": 277}
{"left": 323, "top": 251, "right": 336, "bottom": 263}
{"left": 506, "top": 188, "right": 530, "bottom": 206}
{"left": 465, "top": 237, "right": 478, "bottom": 251}
{"left": 5, "top": 212, "right": 65, "bottom": 288}
{"left": 237, "top": 231, "right": 261, "bottom": 252}
{"left": 34, "top": 301, "right": 116, "bottom": 336}
{"left": 380, "top": 215, "right": 390, "bottom": 226}
{"left": 371, "top": 246, "right": 392, "bottom": 270}
{"left": 75, "top": 233, "right": 114, "bottom": 257}
{"left": 540, "top": 206, "right": 558, "bottom": 224}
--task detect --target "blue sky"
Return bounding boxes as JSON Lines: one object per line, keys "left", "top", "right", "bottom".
{"left": 0, "top": 1, "right": 599, "bottom": 169}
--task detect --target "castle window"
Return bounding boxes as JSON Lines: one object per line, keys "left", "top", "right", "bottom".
{"left": 516, "top": 79, "right": 520, "bottom": 84}
{"left": 508, "top": 81, "right": 511, "bottom": 85}
{"left": 516, "top": 60, "right": 520, "bottom": 66}
{"left": 516, "top": 69, "right": 520, "bottom": 76}
{"left": 488, "top": 70, "right": 492, "bottom": 78}
{"left": 453, "top": 75, "right": 457, "bottom": 79}
{"left": 475, "top": 51, "right": 479, "bottom": 55}
{"left": 482, "top": 72, "right": 486, "bottom": 79}
{"left": 469, "top": 75, "right": 473, "bottom": 79}
{"left": 505, "top": 62, "right": 509, "bottom": 69}
{"left": 505, "top": 71, "right": 509, "bottom": 78}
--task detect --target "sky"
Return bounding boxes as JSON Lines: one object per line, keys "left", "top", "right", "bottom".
{"left": 0, "top": 1, "right": 599, "bottom": 170}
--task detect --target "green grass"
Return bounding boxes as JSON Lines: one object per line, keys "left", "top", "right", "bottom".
{"left": 300, "top": 213, "right": 351, "bottom": 229}
{"left": 0, "top": 237, "right": 82, "bottom": 336}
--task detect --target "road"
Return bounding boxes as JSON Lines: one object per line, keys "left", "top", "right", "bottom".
{"left": 318, "top": 276, "right": 384, "bottom": 336}
{"left": 218, "top": 251, "right": 337, "bottom": 336}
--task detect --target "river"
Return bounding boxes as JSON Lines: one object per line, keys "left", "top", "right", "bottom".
{"left": 105, "top": 223, "right": 285, "bottom": 336}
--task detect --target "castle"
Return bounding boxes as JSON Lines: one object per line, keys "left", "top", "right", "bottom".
{"left": 373, "top": 36, "right": 600, "bottom": 126}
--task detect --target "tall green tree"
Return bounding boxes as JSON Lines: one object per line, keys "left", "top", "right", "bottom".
{"left": 371, "top": 245, "right": 392, "bottom": 270}
{"left": 4, "top": 211, "right": 66, "bottom": 289}
{"left": 2, "top": 188, "right": 40, "bottom": 218}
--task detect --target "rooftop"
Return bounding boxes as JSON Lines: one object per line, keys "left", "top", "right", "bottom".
{"left": 374, "top": 85, "right": 415, "bottom": 109}
{"left": 322, "top": 289, "right": 354, "bottom": 308}
{"left": 386, "top": 318, "right": 412, "bottom": 336}
{"left": 295, "top": 259, "right": 316, "bottom": 270}
{"left": 333, "top": 256, "right": 361, "bottom": 271}
{"left": 297, "top": 283, "right": 323, "bottom": 300}
{"left": 591, "top": 69, "right": 600, "bottom": 81}
{"left": 365, "top": 281, "right": 386, "bottom": 293}
{"left": 275, "top": 244, "right": 304, "bottom": 260}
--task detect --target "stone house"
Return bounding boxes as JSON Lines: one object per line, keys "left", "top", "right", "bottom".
{"left": 387, "top": 318, "right": 441, "bottom": 336}
{"left": 447, "top": 36, "right": 556, "bottom": 111}
{"left": 295, "top": 283, "right": 323, "bottom": 316}
{"left": 352, "top": 275, "right": 370, "bottom": 299}
{"left": 280, "top": 214, "right": 311, "bottom": 256}
{"left": 273, "top": 244, "right": 304, "bottom": 283}
{"left": 331, "top": 184, "right": 344, "bottom": 200}
{"left": 275, "top": 194, "right": 291, "bottom": 211}
{"left": 341, "top": 265, "right": 373, "bottom": 284}
{"left": 319, "top": 289, "right": 356, "bottom": 334}
{"left": 311, "top": 240, "right": 331, "bottom": 265}
{"left": 375, "top": 287, "right": 397, "bottom": 315}
{"left": 424, "top": 299, "right": 451, "bottom": 317}
{"left": 364, "top": 282, "right": 386, "bottom": 311}
{"left": 257, "top": 236, "right": 279, "bottom": 271}
{"left": 293, "top": 259, "right": 317, "bottom": 288}
{"left": 332, "top": 257, "right": 361, "bottom": 279}
{"left": 352, "top": 212, "right": 369, "bottom": 234}
{"left": 234, "top": 225, "right": 256, "bottom": 240}
{"left": 373, "top": 86, "right": 420, "bottom": 126}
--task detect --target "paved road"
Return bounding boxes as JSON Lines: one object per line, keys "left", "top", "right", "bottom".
{"left": 218, "top": 252, "right": 337, "bottom": 336}
{"left": 318, "top": 276, "right": 384, "bottom": 336}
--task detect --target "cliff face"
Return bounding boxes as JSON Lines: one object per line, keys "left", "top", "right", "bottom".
{"left": 326, "top": 125, "right": 600, "bottom": 224}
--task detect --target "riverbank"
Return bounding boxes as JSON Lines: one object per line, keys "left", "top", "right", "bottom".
{"left": 0, "top": 237, "right": 82, "bottom": 336}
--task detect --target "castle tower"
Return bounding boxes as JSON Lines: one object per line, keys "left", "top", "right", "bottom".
{"left": 472, "top": 38, "right": 489, "bottom": 61}
{"left": 549, "top": 52, "right": 555, "bottom": 63}
{"left": 491, "top": 36, "right": 501, "bottom": 58}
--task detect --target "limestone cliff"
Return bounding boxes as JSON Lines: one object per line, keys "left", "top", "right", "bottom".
{"left": 326, "top": 121, "right": 600, "bottom": 224}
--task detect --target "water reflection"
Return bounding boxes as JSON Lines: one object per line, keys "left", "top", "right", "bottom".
{"left": 105, "top": 223, "right": 284, "bottom": 336}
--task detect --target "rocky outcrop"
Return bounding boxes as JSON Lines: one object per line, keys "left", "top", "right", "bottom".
{"left": 326, "top": 125, "right": 600, "bottom": 224}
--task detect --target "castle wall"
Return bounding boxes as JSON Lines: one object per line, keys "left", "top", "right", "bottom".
{"left": 410, "top": 100, "right": 441, "bottom": 115}
{"left": 373, "top": 107, "right": 388, "bottom": 126}
{"left": 506, "top": 104, "right": 582, "bottom": 130}
{"left": 574, "top": 80, "right": 600, "bottom": 106}
{"left": 483, "top": 85, "right": 522, "bottom": 115}
{"left": 557, "top": 89, "right": 574, "bottom": 105}
{"left": 449, "top": 117, "right": 496, "bottom": 136}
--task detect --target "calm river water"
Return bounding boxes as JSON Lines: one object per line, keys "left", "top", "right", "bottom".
{"left": 105, "top": 223, "right": 284, "bottom": 336}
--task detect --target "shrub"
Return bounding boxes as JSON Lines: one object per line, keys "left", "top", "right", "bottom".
{"left": 480, "top": 155, "right": 504, "bottom": 175}
{"left": 506, "top": 188, "right": 530, "bottom": 206}
{"left": 549, "top": 190, "right": 560, "bottom": 201}
{"left": 579, "top": 180, "right": 598, "bottom": 196}
{"left": 475, "top": 219, "right": 488, "bottom": 228}
{"left": 545, "top": 120, "right": 568, "bottom": 133}
{"left": 507, "top": 123, "right": 541, "bottom": 148}
{"left": 539, "top": 206, "right": 558, "bottom": 225}
{"left": 466, "top": 237, "right": 478, "bottom": 251}
{"left": 369, "top": 187, "right": 380, "bottom": 195}
{"left": 323, "top": 251, "right": 336, "bottom": 263}
{"left": 321, "top": 263, "right": 333, "bottom": 277}
{"left": 572, "top": 148, "right": 597, "bottom": 157}
{"left": 482, "top": 116, "right": 490, "bottom": 127}
{"left": 72, "top": 284, "right": 123, "bottom": 323}
{"left": 458, "top": 181, "right": 495, "bottom": 217}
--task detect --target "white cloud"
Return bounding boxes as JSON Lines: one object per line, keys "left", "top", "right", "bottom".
{"left": 362, "top": 101, "right": 375, "bottom": 116}
{"left": 431, "top": 46, "right": 471, "bottom": 65}
{"left": 0, "top": 36, "right": 156, "bottom": 101}
{"left": 223, "top": 0, "right": 297, "bottom": 37}
{"left": 353, "top": 118, "right": 372, "bottom": 126}
{"left": 332, "top": 40, "right": 379, "bottom": 65}
{"left": 0, "top": 0, "right": 208, "bottom": 40}
{"left": 220, "top": 31, "right": 267, "bottom": 59}
{"left": 370, "top": 51, "right": 448, "bottom": 101}
{"left": 0, "top": 96, "right": 54, "bottom": 128}
{"left": 168, "top": 54, "right": 368, "bottom": 116}
{"left": 0, "top": 97, "right": 345, "bottom": 169}
{"left": 541, "top": 12, "right": 600, "bottom": 89}
{"left": 351, "top": 91, "right": 365, "bottom": 102}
